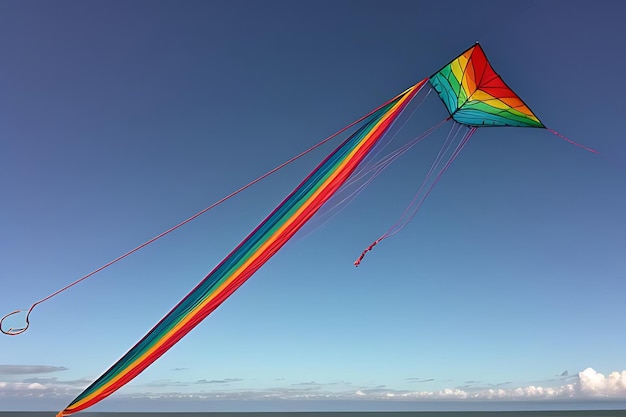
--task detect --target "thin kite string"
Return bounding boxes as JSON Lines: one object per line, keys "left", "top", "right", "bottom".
{"left": 384, "top": 126, "right": 475, "bottom": 239}
{"left": 295, "top": 116, "right": 450, "bottom": 241}
{"left": 352, "top": 88, "right": 434, "bottom": 175}
{"left": 547, "top": 128, "right": 599, "bottom": 154}
{"left": 356, "top": 123, "right": 461, "bottom": 257}
{"left": 341, "top": 115, "right": 451, "bottom": 194}
{"left": 0, "top": 87, "right": 415, "bottom": 336}
{"left": 354, "top": 126, "right": 476, "bottom": 266}
{"left": 382, "top": 123, "right": 461, "bottom": 237}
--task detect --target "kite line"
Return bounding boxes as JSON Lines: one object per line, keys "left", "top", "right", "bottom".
{"left": 0, "top": 88, "right": 409, "bottom": 336}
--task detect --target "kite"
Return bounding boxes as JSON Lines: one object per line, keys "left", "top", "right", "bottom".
{"left": 430, "top": 43, "right": 544, "bottom": 128}
{"left": 0, "top": 43, "right": 597, "bottom": 416}
{"left": 354, "top": 42, "right": 596, "bottom": 265}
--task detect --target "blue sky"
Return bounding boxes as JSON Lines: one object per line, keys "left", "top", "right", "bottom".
{"left": 1, "top": 0, "right": 626, "bottom": 412}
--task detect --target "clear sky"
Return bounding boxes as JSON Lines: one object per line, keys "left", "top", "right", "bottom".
{"left": 1, "top": 0, "right": 626, "bottom": 412}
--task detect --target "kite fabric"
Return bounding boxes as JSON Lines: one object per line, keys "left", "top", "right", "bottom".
{"left": 56, "top": 79, "right": 428, "bottom": 417}
{"left": 429, "top": 42, "right": 544, "bottom": 128}
{"left": 427, "top": 43, "right": 596, "bottom": 152}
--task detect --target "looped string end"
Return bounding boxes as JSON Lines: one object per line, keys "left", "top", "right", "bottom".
{"left": 0, "top": 309, "right": 31, "bottom": 336}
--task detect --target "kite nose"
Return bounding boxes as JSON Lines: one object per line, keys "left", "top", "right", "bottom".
{"left": 0, "top": 309, "right": 30, "bottom": 335}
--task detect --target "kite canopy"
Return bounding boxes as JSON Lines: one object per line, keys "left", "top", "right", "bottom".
{"left": 430, "top": 43, "right": 544, "bottom": 128}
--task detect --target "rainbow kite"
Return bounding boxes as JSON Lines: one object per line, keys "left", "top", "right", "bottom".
{"left": 0, "top": 43, "right": 594, "bottom": 416}
{"left": 429, "top": 43, "right": 544, "bottom": 128}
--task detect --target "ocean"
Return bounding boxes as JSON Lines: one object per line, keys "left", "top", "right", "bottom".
{"left": 2, "top": 411, "right": 626, "bottom": 417}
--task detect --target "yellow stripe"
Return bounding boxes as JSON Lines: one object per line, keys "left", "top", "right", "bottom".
{"left": 67, "top": 83, "right": 420, "bottom": 412}
{"left": 451, "top": 59, "right": 464, "bottom": 86}
{"left": 457, "top": 55, "right": 474, "bottom": 99}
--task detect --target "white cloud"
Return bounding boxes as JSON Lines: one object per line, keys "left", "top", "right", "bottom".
{"left": 0, "top": 365, "right": 67, "bottom": 375}
{"left": 0, "top": 382, "right": 49, "bottom": 392}
{"left": 0, "top": 376, "right": 89, "bottom": 399}
{"left": 386, "top": 368, "right": 623, "bottom": 400}
{"left": 195, "top": 378, "right": 243, "bottom": 385}
{"left": 578, "top": 368, "right": 626, "bottom": 397}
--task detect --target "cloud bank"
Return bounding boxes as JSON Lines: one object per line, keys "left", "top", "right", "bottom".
{"left": 1, "top": 367, "right": 625, "bottom": 402}
{"left": 0, "top": 365, "right": 67, "bottom": 375}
